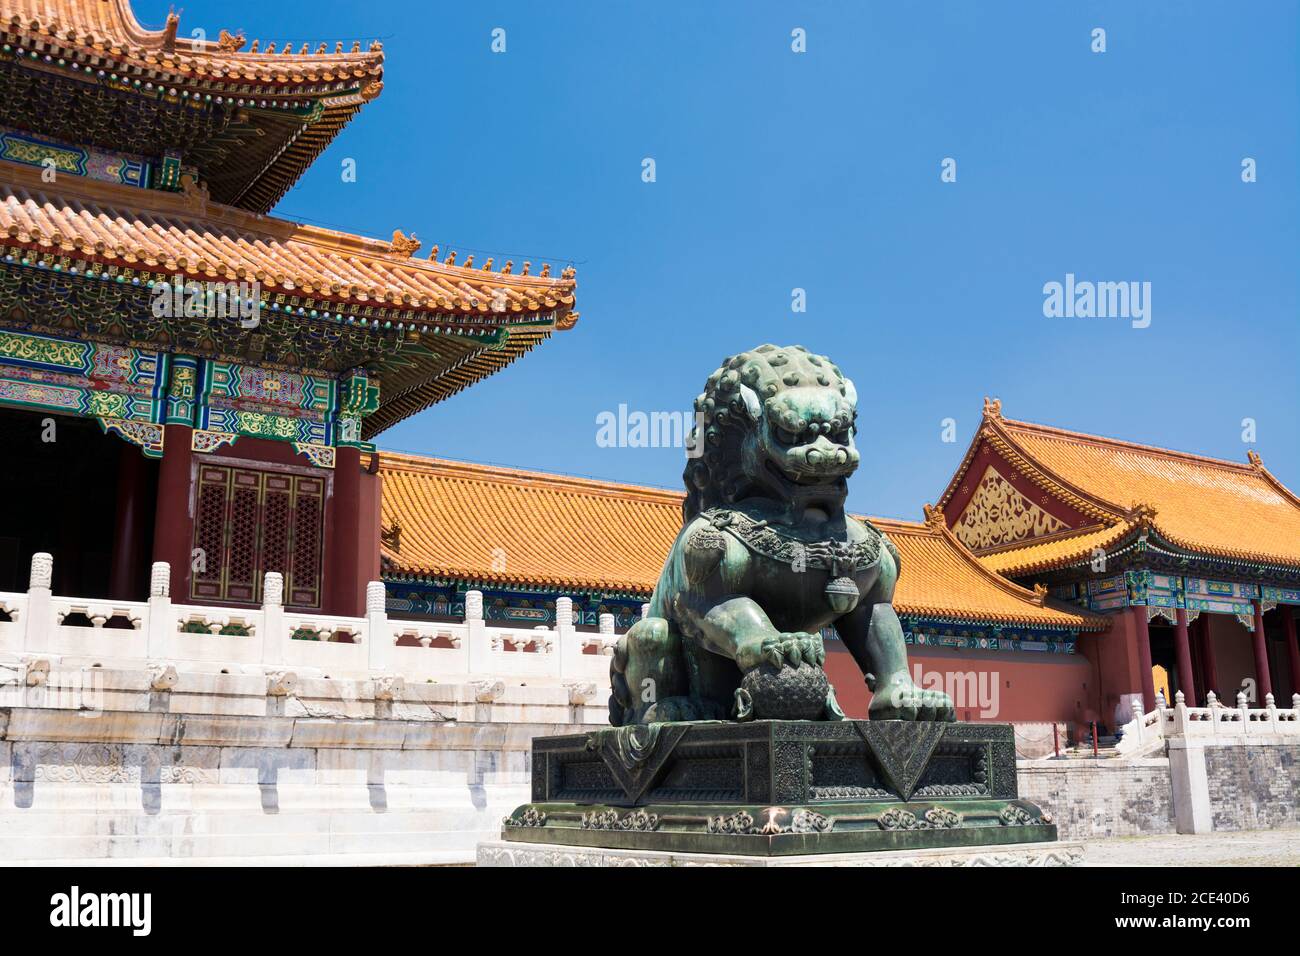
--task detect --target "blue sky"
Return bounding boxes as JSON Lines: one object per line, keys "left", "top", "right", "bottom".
{"left": 168, "top": 0, "right": 1295, "bottom": 518}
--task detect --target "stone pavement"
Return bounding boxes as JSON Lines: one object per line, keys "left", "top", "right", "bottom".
{"left": 1083, "top": 829, "right": 1300, "bottom": 866}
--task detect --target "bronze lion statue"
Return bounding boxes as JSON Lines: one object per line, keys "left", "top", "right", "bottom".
{"left": 609, "top": 345, "right": 955, "bottom": 725}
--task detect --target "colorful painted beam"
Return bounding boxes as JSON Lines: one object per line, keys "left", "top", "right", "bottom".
{"left": 0, "top": 328, "right": 377, "bottom": 466}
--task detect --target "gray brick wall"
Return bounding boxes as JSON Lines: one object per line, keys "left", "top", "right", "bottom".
{"left": 1017, "top": 760, "right": 1176, "bottom": 840}
{"left": 1204, "top": 745, "right": 1300, "bottom": 832}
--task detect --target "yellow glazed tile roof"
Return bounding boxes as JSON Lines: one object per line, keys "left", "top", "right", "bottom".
{"left": 378, "top": 452, "right": 1103, "bottom": 630}
{"left": 0, "top": 161, "right": 578, "bottom": 434}
{"left": 955, "top": 405, "right": 1300, "bottom": 575}
{"left": 0, "top": 163, "right": 578, "bottom": 320}
{"left": 1, "top": 0, "right": 386, "bottom": 88}
{"left": 976, "top": 523, "right": 1136, "bottom": 577}
{"left": 0, "top": 0, "right": 387, "bottom": 210}
{"left": 379, "top": 453, "right": 684, "bottom": 594}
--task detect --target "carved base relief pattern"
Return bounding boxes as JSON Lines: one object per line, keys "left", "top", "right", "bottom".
{"left": 477, "top": 841, "right": 1084, "bottom": 867}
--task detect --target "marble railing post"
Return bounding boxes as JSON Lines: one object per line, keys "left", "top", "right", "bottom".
{"left": 365, "top": 581, "right": 389, "bottom": 671}
{"left": 556, "top": 597, "right": 575, "bottom": 630}
{"left": 261, "top": 572, "right": 285, "bottom": 665}
{"left": 146, "top": 561, "right": 173, "bottom": 657}
{"left": 23, "top": 552, "right": 52, "bottom": 653}
{"left": 641, "top": 603, "right": 650, "bottom": 620}
{"left": 465, "top": 590, "right": 490, "bottom": 673}
{"left": 555, "top": 596, "right": 576, "bottom": 677}
{"left": 598, "top": 613, "right": 615, "bottom": 638}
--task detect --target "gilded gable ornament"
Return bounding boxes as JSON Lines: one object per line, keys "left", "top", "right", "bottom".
{"left": 953, "top": 465, "right": 1067, "bottom": 550}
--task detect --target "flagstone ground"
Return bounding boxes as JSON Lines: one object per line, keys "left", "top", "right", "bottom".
{"left": 1083, "top": 828, "right": 1300, "bottom": 866}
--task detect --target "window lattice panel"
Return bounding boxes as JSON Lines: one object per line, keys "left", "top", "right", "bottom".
{"left": 188, "top": 463, "right": 326, "bottom": 608}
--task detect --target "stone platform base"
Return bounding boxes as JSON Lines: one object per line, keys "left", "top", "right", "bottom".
{"left": 0, "top": 706, "right": 587, "bottom": 864}
{"left": 477, "top": 838, "right": 1085, "bottom": 867}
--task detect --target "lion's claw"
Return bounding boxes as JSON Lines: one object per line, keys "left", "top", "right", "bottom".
{"left": 869, "top": 676, "right": 956, "bottom": 722}
{"left": 755, "top": 632, "right": 825, "bottom": 670}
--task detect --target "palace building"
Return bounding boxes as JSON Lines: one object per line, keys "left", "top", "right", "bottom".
{"left": 376, "top": 451, "right": 1109, "bottom": 724}
{"left": 0, "top": 0, "right": 577, "bottom": 618}
{"left": 374, "top": 406, "right": 1300, "bottom": 731}
{"left": 938, "top": 400, "right": 1300, "bottom": 724}
{"left": 0, "top": 1, "right": 1296, "bottom": 741}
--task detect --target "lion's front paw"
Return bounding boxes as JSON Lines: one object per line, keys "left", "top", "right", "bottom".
{"left": 869, "top": 675, "right": 955, "bottom": 722}
{"left": 741, "top": 631, "right": 825, "bottom": 671}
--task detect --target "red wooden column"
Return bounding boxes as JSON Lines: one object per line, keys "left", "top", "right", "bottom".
{"left": 109, "top": 447, "right": 147, "bottom": 599}
{"left": 1132, "top": 605, "right": 1157, "bottom": 711}
{"left": 1198, "top": 614, "right": 1220, "bottom": 700}
{"left": 152, "top": 423, "right": 195, "bottom": 601}
{"left": 329, "top": 445, "right": 362, "bottom": 617}
{"left": 1285, "top": 607, "right": 1300, "bottom": 700}
{"left": 1173, "top": 607, "right": 1197, "bottom": 705}
{"left": 1251, "top": 600, "right": 1273, "bottom": 702}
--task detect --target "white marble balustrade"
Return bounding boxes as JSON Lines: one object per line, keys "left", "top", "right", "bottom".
{"left": 0, "top": 553, "right": 617, "bottom": 687}
{"left": 1116, "top": 689, "right": 1300, "bottom": 756}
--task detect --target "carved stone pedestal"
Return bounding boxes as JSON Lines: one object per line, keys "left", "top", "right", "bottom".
{"left": 478, "top": 839, "right": 1085, "bottom": 867}
{"left": 497, "top": 720, "right": 1059, "bottom": 858}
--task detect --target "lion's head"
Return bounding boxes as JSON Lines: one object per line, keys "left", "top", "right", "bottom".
{"left": 683, "top": 344, "right": 860, "bottom": 520}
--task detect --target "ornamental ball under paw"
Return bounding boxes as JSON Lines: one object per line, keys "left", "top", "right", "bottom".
{"left": 741, "top": 662, "right": 829, "bottom": 721}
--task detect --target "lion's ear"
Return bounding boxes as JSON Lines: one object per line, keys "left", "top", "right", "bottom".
{"left": 738, "top": 384, "right": 762, "bottom": 422}
{"left": 841, "top": 376, "right": 858, "bottom": 409}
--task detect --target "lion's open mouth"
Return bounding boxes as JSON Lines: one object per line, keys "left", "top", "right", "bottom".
{"left": 764, "top": 457, "right": 848, "bottom": 490}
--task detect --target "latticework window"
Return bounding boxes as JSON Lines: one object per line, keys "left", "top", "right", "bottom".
{"left": 189, "top": 465, "right": 326, "bottom": 608}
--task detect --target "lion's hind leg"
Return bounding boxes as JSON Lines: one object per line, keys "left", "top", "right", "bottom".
{"left": 609, "top": 616, "right": 690, "bottom": 725}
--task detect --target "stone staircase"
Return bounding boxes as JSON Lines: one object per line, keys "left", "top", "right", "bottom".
{"left": 1058, "top": 735, "right": 1121, "bottom": 759}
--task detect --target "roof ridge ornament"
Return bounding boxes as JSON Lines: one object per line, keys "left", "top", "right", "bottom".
{"left": 163, "top": 9, "right": 180, "bottom": 52}
{"left": 179, "top": 171, "right": 209, "bottom": 214}
{"left": 1247, "top": 449, "right": 1264, "bottom": 469}
{"left": 217, "top": 29, "right": 247, "bottom": 53}
{"left": 387, "top": 230, "right": 421, "bottom": 258}
{"left": 982, "top": 396, "right": 1003, "bottom": 420}
{"left": 922, "top": 503, "right": 947, "bottom": 531}
{"left": 1128, "top": 500, "right": 1158, "bottom": 530}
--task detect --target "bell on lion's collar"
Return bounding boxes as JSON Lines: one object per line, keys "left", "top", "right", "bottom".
{"left": 824, "top": 575, "right": 860, "bottom": 614}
